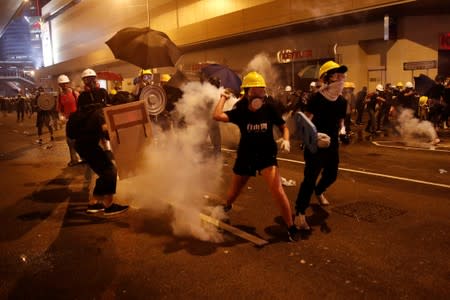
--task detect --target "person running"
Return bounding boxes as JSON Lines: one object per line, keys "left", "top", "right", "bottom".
{"left": 294, "top": 61, "right": 348, "bottom": 231}
{"left": 213, "top": 71, "right": 298, "bottom": 242}
{"left": 73, "top": 68, "right": 128, "bottom": 215}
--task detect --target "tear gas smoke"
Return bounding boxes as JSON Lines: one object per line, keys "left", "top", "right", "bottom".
{"left": 396, "top": 109, "right": 440, "bottom": 146}
{"left": 117, "top": 81, "right": 226, "bottom": 242}
{"left": 244, "top": 52, "right": 281, "bottom": 96}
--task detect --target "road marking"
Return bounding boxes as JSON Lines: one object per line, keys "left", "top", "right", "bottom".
{"left": 199, "top": 213, "right": 269, "bottom": 247}
{"left": 222, "top": 148, "right": 450, "bottom": 189}
{"left": 372, "top": 141, "right": 450, "bottom": 153}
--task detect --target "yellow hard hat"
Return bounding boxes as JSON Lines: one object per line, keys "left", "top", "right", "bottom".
{"left": 241, "top": 71, "right": 266, "bottom": 88}
{"left": 343, "top": 82, "right": 355, "bottom": 89}
{"left": 396, "top": 81, "right": 403, "bottom": 87}
{"left": 319, "top": 61, "right": 348, "bottom": 79}
{"left": 160, "top": 74, "right": 171, "bottom": 82}
{"left": 419, "top": 96, "right": 428, "bottom": 105}
{"left": 110, "top": 89, "right": 117, "bottom": 95}
{"left": 140, "top": 69, "right": 152, "bottom": 76}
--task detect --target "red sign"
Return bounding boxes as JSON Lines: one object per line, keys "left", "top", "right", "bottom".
{"left": 277, "top": 49, "right": 312, "bottom": 63}
{"left": 439, "top": 33, "right": 450, "bottom": 50}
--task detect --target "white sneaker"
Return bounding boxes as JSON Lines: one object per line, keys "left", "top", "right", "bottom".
{"left": 294, "top": 214, "right": 311, "bottom": 231}
{"left": 316, "top": 193, "right": 330, "bottom": 206}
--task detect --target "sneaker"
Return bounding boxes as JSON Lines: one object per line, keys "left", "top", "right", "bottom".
{"left": 104, "top": 203, "right": 129, "bottom": 216}
{"left": 294, "top": 214, "right": 311, "bottom": 231}
{"left": 316, "top": 193, "right": 330, "bottom": 206}
{"left": 86, "top": 203, "right": 105, "bottom": 213}
{"left": 287, "top": 225, "right": 299, "bottom": 242}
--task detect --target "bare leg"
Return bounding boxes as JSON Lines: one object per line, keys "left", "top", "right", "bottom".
{"left": 260, "top": 166, "right": 294, "bottom": 227}
{"left": 225, "top": 174, "right": 250, "bottom": 206}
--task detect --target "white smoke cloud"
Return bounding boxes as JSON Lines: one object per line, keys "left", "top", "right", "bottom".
{"left": 396, "top": 109, "right": 440, "bottom": 146}
{"left": 116, "top": 81, "right": 226, "bottom": 242}
{"left": 243, "top": 52, "right": 281, "bottom": 96}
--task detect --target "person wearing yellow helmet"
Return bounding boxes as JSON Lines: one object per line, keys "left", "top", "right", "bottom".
{"left": 294, "top": 60, "right": 348, "bottom": 231}
{"left": 213, "top": 70, "right": 299, "bottom": 242}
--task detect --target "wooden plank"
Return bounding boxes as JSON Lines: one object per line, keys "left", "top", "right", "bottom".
{"left": 199, "top": 213, "right": 269, "bottom": 247}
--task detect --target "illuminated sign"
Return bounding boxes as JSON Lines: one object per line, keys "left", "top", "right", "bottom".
{"left": 277, "top": 49, "right": 312, "bottom": 63}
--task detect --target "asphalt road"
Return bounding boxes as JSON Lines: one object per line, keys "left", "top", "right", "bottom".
{"left": 0, "top": 112, "right": 449, "bottom": 299}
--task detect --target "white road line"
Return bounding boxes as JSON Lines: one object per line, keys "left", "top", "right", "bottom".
{"left": 222, "top": 148, "right": 450, "bottom": 189}
{"left": 372, "top": 141, "right": 450, "bottom": 153}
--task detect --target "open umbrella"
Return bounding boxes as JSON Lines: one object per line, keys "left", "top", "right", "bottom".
{"left": 97, "top": 71, "right": 123, "bottom": 81}
{"left": 105, "top": 27, "right": 181, "bottom": 69}
{"left": 201, "top": 64, "right": 241, "bottom": 94}
{"left": 414, "top": 74, "right": 435, "bottom": 95}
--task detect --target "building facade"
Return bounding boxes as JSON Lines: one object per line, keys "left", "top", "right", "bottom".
{"left": 36, "top": 0, "right": 450, "bottom": 93}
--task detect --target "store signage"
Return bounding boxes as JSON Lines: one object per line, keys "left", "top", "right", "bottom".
{"left": 439, "top": 32, "right": 450, "bottom": 50}
{"left": 277, "top": 49, "right": 312, "bottom": 63}
{"left": 403, "top": 60, "right": 437, "bottom": 70}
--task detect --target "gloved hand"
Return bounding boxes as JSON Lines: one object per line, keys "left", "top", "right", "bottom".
{"left": 339, "top": 127, "right": 346, "bottom": 136}
{"left": 280, "top": 139, "right": 290, "bottom": 153}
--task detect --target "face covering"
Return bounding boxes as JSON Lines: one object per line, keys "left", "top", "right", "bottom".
{"left": 320, "top": 73, "right": 346, "bottom": 101}
{"left": 250, "top": 97, "right": 263, "bottom": 110}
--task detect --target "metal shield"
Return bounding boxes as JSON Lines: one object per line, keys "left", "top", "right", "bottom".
{"left": 37, "top": 93, "right": 56, "bottom": 111}
{"left": 295, "top": 111, "right": 318, "bottom": 153}
{"left": 139, "top": 85, "right": 167, "bottom": 115}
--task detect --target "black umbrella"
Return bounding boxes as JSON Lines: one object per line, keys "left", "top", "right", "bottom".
{"left": 106, "top": 27, "right": 181, "bottom": 69}
{"left": 414, "top": 74, "right": 434, "bottom": 95}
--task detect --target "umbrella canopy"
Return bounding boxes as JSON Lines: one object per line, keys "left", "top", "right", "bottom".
{"left": 106, "top": 27, "right": 181, "bottom": 69}
{"left": 201, "top": 64, "right": 241, "bottom": 94}
{"left": 97, "top": 71, "right": 123, "bottom": 81}
{"left": 297, "top": 64, "right": 320, "bottom": 79}
{"left": 414, "top": 74, "right": 434, "bottom": 95}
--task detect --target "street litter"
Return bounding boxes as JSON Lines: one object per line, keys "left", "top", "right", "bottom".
{"left": 438, "top": 169, "right": 447, "bottom": 174}
{"left": 281, "top": 177, "right": 296, "bottom": 186}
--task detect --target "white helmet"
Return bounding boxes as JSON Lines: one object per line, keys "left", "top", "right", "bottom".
{"left": 57, "top": 74, "right": 70, "bottom": 84}
{"left": 405, "top": 81, "right": 414, "bottom": 88}
{"left": 376, "top": 84, "right": 384, "bottom": 92}
{"left": 285, "top": 85, "right": 292, "bottom": 92}
{"left": 81, "top": 68, "right": 96, "bottom": 78}
{"left": 310, "top": 81, "right": 316, "bottom": 87}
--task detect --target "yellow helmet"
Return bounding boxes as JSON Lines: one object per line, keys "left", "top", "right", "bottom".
{"left": 419, "top": 96, "right": 428, "bottom": 105}
{"left": 396, "top": 81, "right": 403, "bottom": 87}
{"left": 140, "top": 69, "right": 152, "bottom": 76}
{"left": 160, "top": 74, "right": 171, "bottom": 82}
{"left": 319, "top": 61, "right": 348, "bottom": 78}
{"left": 343, "top": 82, "right": 355, "bottom": 89}
{"left": 110, "top": 89, "right": 117, "bottom": 95}
{"left": 241, "top": 71, "right": 266, "bottom": 88}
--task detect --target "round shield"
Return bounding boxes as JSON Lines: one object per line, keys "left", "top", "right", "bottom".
{"left": 37, "top": 93, "right": 56, "bottom": 111}
{"left": 139, "top": 85, "right": 167, "bottom": 115}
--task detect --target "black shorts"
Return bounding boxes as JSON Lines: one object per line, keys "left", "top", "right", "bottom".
{"left": 233, "top": 153, "right": 278, "bottom": 176}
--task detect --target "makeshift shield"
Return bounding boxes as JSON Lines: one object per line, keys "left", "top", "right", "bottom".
{"left": 37, "top": 93, "right": 56, "bottom": 111}
{"left": 295, "top": 111, "right": 318, "bottom": 153}
{"left": 103, "top": 100, "right": 152, "bottom": 179}
{"left": 139, "top": 85, "right": 167, "bottom": 115}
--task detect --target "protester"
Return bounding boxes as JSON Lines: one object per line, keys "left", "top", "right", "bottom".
{"left": 72, "top": 68, "right": 128, "bottom": 215}
{"left": 35, "top": 87, "right": 55, "bottom": 144}
{"left": 294, "top": 61, "right": 347, "bottom": 231}
{"left": 15, "top": 89, "right": 26, "bottom": 122}
{"left": 57, "top": 74, "right": 82, "bottom": 166}
{"left": 213, "top": 71, "right": 298, "bottom": 242}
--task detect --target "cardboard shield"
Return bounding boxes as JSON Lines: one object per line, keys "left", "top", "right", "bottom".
{"left": 103, "top": 100, "right": 152, "bottom": 179}
{"left": 295, "top": 111, "right": 318, "bottom": 153}
{"left": 139, "top": 85, "right": 167, "bottom": 115}
{"left": 37, "top": 93, "right": 56, "bottom": 111}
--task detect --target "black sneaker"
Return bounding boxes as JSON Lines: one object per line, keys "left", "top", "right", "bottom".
{"left": 86, "top": 203, "right": 105, "bottom": 213}
{"left": 104, "top": 203, "right": 129, "bottom": 216}
{"left": 287, "top": 225, "right": 299, "bottom": 242}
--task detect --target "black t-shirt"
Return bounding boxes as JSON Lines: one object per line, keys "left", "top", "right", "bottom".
{"left": 77, "top": 88, "right": 110, "bottom": 111}
{"left": 307, "top": 92, "right": 346, "bottom": 148}
{"left": 225, "top": 97, "right": 284, "bottom": 160}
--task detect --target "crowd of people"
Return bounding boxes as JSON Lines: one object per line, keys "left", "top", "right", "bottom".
{"left": 2, "top": 62, "right": 449, "bottom": 242}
